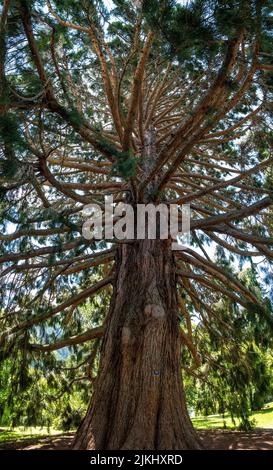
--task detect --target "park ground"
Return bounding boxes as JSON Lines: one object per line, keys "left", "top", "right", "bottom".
{"left": 1, "top": 402, "right": 273, "bottom": 450}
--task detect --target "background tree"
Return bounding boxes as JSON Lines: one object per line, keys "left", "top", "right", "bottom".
{"left": 184, "top": 275, "right": 273, "bottom": 431}
{"left": 0, "top": 0, "right": 273, "bottom": 450}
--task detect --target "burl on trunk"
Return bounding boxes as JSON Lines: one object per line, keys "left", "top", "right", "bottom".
{"left": 73, "top": 239, "right": 202, "bottom": 449}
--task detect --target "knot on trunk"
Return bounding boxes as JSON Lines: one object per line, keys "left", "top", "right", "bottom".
{"left": 121, "top": 326, "right": 131, "bottom": 345}
{"left": 144, "top": 303, "right": 165, "bottom": 319}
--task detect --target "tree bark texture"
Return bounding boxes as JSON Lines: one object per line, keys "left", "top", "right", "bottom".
{"left": 73, "top": 239, "right": 202, "bottom": 449}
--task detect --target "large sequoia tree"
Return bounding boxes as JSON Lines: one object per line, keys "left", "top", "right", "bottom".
{"left": 0, "top": 0, "right": 273, "bottom": 449}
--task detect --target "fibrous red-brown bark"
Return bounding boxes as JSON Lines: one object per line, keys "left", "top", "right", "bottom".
{"left": 73, "top": 239, "right": 202, "bottom": 450}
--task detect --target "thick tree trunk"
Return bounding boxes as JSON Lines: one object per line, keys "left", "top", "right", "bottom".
{"left": 73, "top": 239, "right": 202, "bottom": 450}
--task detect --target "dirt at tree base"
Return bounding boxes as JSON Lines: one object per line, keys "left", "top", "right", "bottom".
{"left": 199, "top": 429, "right": 273, "bottom": 450}
{"left": 1, "top": 429, "right": 273, "bottom": 451}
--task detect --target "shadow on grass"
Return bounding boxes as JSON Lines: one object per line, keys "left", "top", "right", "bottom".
{"left": 252, "top": 407, "right": 273, "bottom": 416}
{"left": 192, "top": 416, "right": 234, "bottom": 430}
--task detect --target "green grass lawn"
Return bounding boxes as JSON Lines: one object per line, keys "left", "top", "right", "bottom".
{"left": 192, "top": 402, "right": 273, "bottom": 430}
{"left": 0, "top": 403, "right": 273, "bottom": 446}
{"left": 0, "top": 426, "right": 64, "bottom": 445}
